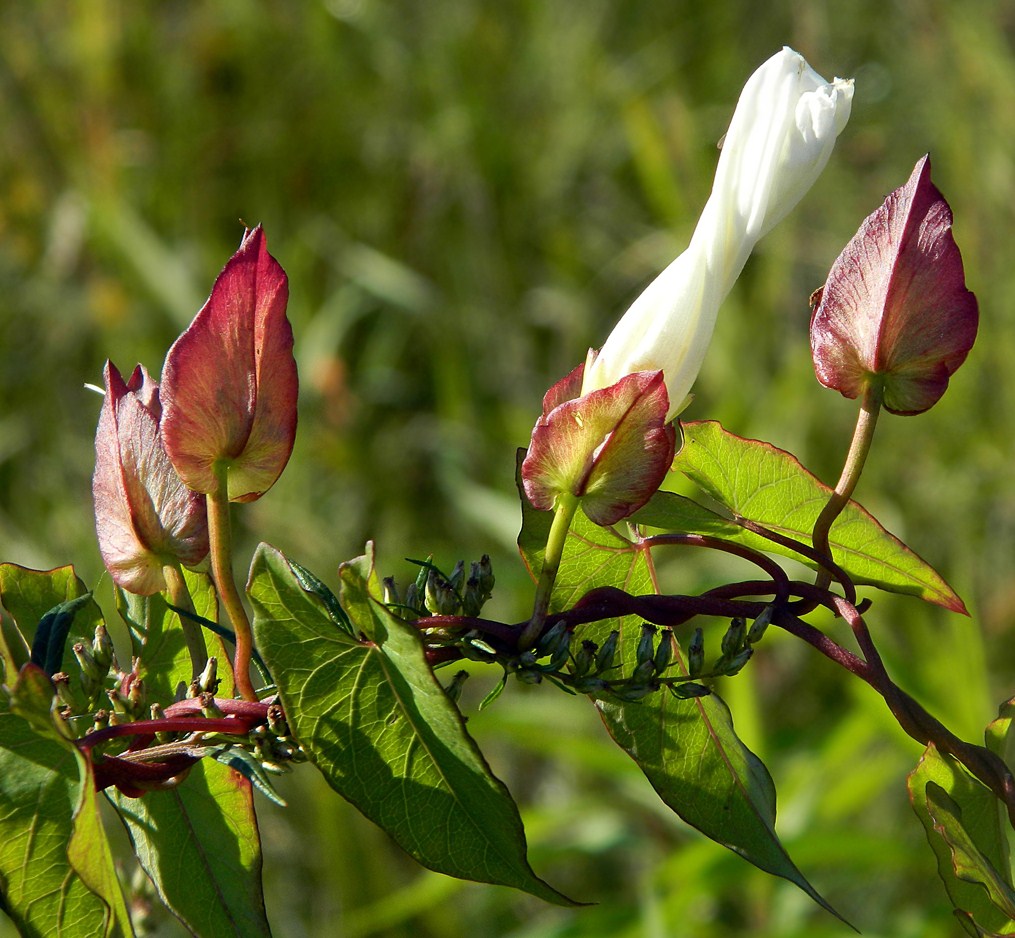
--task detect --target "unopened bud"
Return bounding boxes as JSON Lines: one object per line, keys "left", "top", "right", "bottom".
{"left": 475, "top": 555, "right": 495, "bottom": 597}
{"left": 687, "top": 628, "right": 705, "bottom": 677}
{"left": 611, "top": 682, "right": 655, "bottom": 702}
{"left": 671, "top": 682, "right": 710, "bottom": 700}
{"left": 151, "top": 703, "right": 173, "bottom": 744}
{"left": 267, "top": 704, "right": 289, "bottom": 737}
{"left": 630, "top": 658, "right": 656, "bottom": 684}
{"left": 636, "top": 624, "right": 657, "bottom": 667}
{"left": 198, "top": 656, "right": 219, "bottom": 695}
{"left": 382, "top": 576, "right": 400, "bottom": 607}
{"left": 404, "top": 582, "right": 420, "bottom": 613}
{"left": 536, "top": 620, "right": 569, "bottom": 657}
{"left": 443, "top": 670, "right": 469, "bottom": 703}
{"left": 515, "top": 668, "right": 543, "bottom": 685}
{"left": 200, "top": 692, "right": 224, "bottom": 720}
{"left": 106, "top": 687, "right": 129, "bottom": 716}
{"left": 127, "top": 678, "right": 145, "bottom": 716}
{"left": 448, "top": 560, "right": 466, "bottom": 593}
{"left": 595, "top": 631, "right": 620, "bottom": 673}
{"left": 91, "top": 709, "right": 110, "bottom": 732}
{"left": 723, "top": 647, "right": 753, "bottom": 676}
{"left": 747, "top": 606, "right": 774, "bottom": 644}
{"left": 91, "top": 624, "right": 114, "bottom": 672}
{"left": 654, "top": 629, "right": 674, "bottom": 673}
{"left": 573, "top": 640, "right": 598, "bottom": 677}
{"left": 426, "top": 570, "right": 460, "bottom": 617}
{"left": 52, "top": 672, "right": 75, "bottom": 709}
{"left": 73, "top": 641, "right": 102, "bottom": 698}
{"left": 73, "top": 641, "right": 103, "bottom": 683}
{"left": 573, "top": 675, "right": 609, "bottom": 695}
{"left": 721, "top": 618, "right": 746, "bottom": 657}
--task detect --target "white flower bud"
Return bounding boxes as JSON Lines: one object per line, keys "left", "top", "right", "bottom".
{"left": 583, "top": 47, "right": 853, "bottom": 420}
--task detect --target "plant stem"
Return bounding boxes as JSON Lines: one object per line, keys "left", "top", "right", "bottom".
{"left": 162, "top": 562, "right": 207, "bottom": 681}
{"left": 521, "top": 493, "right": 579, "bottom": 649}
{"left": 811, "top": 381, "right": 884, "bottom": 590}
{"left": 206, "top": 464, "right": 257, "bottom": 701}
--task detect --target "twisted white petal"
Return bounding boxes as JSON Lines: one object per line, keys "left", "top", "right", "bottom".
{"left": 583, "top": 47, "right": 853, "bottom": 419}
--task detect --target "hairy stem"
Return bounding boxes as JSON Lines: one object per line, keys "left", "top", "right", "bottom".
{"left": 206, "top": 464, "right": 257, "bottom": 701}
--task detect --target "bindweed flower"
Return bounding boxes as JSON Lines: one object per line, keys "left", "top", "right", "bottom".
{"left": 583, "top": 47, "right": 854, "bottom": 419}
{"left": 161, "top": 226, "right": 297, "bottom": 502}
{"left": 93, "top": 362, "right": 209, "bottom": 595}
{"left": 521, "top": 362, "right": 676, "bottom": 524}
{"left": 810, "top": 155, "right": 978, "bottom": 414}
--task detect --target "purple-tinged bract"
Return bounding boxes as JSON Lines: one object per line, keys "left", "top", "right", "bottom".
{"left": 810, "top": 155, "right": 978, "bottom": 415}
{"left": 522, "top": 364, "right": 676, "bottom": 525}
{"left": 161, "top": 225, "right": 297, "bottom": 501}
{"left": 93, "top": 362, "right": 209, "bottom": 595}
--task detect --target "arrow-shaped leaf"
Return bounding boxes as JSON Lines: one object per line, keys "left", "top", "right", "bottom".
{"left": 661, "top": 420, "right": 966, "bottom": 612}
{"left": 248, "top": 543, "right": 574, "bottom": 905}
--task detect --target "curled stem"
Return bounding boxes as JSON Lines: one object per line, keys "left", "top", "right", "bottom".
{"left": 206, "top": 463, "right": 257, "bottom": 701}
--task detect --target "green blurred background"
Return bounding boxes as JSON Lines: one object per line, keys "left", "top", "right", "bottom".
{"left": 2, "top": 1, "right": 1014, "bottom": 935}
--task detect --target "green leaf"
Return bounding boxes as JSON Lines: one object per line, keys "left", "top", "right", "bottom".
{"left": 116, "top": 570, "right": 230, "bottom": 703}
{"left": 661, "top": 420, "right": 966, "bottom": 613}
{"left": 516, "top": 462, "right": 841, "bottom": 919}
{"left": 248, "top": 542, "right": 574, "bottom": 905}
{"left": 908, "top": 743, "right": 1015, "bottom": 934}
{"left": 0, "top": 565, "right": 105, "bottom": 708}
{"left": 0, "top": 666, "right": 132, "bottom": 938}
{"left": 109, "top": 760, "right": 270, "bottom": 938}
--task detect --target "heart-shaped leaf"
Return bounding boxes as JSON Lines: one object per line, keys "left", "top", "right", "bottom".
{"left": 248, "top": 543, "right": 574, "bottom": 905}
{"left": 658, "top": 420, "right": 966, "bottom": 612}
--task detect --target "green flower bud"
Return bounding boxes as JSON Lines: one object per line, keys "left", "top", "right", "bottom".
{"left": 654, "top": 629, "right": 674, "bottom": 673}
{"left": 636, "top": 624, "right": 657, "bottom": 667}
{"left": 198, "top": 656, "right": 219, "bottom": 695}
{"left": 426, "top": 570, "right": 460, "bottom": 617}
{"left": 443, "top": 670, "right": 469, "bottom": 703}
{"left": 687, "top": 628, "right": 705, "bottom": 677}
{"left": 382, "top": 576, "right": 400, "bottom": 607}
{"left": 536, "top": 620, "right": 569, "bottom": 657}
{"left": 723, "top": 647, "right": 753, "bottom": 676}
{"left": 404, "top": 582, "right": 420, "bottom": 613}
{"left": 595, "top": 630, "right": 620, "bottom": 673}
{"left": 573, "top": 639, "right": 598, "bottom": 677}
{"left": 748, "top": 605, "right": 773, "bottom": 644}
{"left": 721, "top": 618, "right": 746, "bottom": 657}
{"left": 671, "top": 682, "right": 710, "bottom": 700}
{"left": 573, "top": 675, "right": 609, "bottom": 695}
{"left": 91, "top": 624, "right": 114, "bottom": 673}
{"left": 448, "top": 560, "right": 466, "bottom": 593}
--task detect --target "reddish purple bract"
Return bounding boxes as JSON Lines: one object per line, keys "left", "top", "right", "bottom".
{"left": 522, "top": 364, "right": 676, "bottom": 525}
{"left": 810, "top": 155, "right": 978, "bottom": 415}
{"left": 93, "top": 362, "right": 209, "bottom": 595}
{"left": 161, "top": 226, "right": 297, "bottom": 501}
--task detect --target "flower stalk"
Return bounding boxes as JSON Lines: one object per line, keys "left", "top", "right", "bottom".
{"left": 810, "top": 380, "right": 884, "bottom": 590}
{"left": 206, "top": 463, "right": 257, "bottom": 701}
{"left": 161, "top": 562, "right": 207, "bottom": 680}
{"left": 522, "top": 493, "right": 579, "bottom": 650}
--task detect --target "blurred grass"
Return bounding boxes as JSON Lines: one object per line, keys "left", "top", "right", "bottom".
{"left": 2, "top": 0, "right": 1015, "bottom": 935}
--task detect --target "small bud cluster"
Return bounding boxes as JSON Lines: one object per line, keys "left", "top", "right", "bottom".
{"left": 384, "top": 555, "right": 495, "bottom": 620}
{"left": 247, "top": 703, "right": 307, "bottom": 775}
{"left": 54, "top": 623, "right": 142, "bottom": 726}
{"left": 686, "top": 605, "right": 773, "bottom": 682}
{"left": 469, "top": 606, "right": 776, "bottom": 709}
